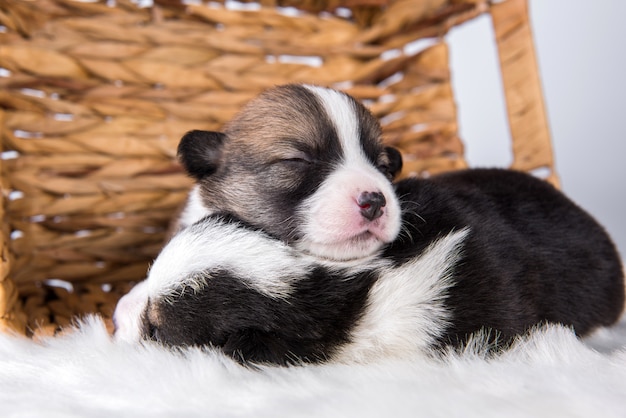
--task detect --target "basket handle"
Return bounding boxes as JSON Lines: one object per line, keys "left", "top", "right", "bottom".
{"left": 490, "top": 0, "right": 559, "bottom": 187}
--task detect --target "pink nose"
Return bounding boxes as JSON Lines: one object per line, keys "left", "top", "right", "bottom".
{"left": 357, "top": 191, "right": 386, "bottom": 221}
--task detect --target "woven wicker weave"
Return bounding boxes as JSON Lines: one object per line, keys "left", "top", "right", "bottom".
{"left": 0, "top": 0, "right": 555, "bottom": 337}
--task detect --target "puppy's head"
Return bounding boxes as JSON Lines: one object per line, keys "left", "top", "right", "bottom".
{"left": 177, "top": 84, "right": 403, "bottom": 261}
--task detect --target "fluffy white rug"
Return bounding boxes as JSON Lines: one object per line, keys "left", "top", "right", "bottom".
{"left": 1, "top": 316, "right": 625, "bottom": 418}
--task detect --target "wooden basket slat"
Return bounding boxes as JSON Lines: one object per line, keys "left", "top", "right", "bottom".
{"left": 491, "top": 0, "right": 557, "bottom": 185}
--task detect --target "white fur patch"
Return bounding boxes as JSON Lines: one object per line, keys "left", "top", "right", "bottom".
{"left": 304, "top": 85, "right": 361, "bottom": 163}
{"left": 333, "top": 228, "right": 470, "bottom": 363}
{"left": 113, "top": 280, "right": 149, "bottom": 343}
{"left": 147, "top": 217, "right": 311, "bottom": 301}
{"left": 177, "top": 185, "right": 212, "bottom": 230}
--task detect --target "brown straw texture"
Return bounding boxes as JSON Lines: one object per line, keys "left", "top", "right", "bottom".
{"left": 0, "top": 0, "right": 554, "bottom": 337}
{"left": 491, "top": 0, "right": 558, "bottom": 186}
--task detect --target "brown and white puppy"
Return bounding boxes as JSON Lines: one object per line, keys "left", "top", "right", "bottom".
{"left": 113, "top": 84, "right": 625, "bottom": 366}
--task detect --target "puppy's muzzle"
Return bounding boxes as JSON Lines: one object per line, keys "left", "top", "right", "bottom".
{"left": 358, "top": 191, "right": 386, "bottom": 221}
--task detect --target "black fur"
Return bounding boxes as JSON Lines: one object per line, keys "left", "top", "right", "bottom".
{"left": 386, "top": 168, "right": 624, "bottom": 346}
{"left": 148, "top": 268, "right": 377, "bottom": 365}
{"left": 383, "top": 146, "right": 403, "bottom": 179}
{"left": 177, "top": 130, "right": 227, "bottom": 179}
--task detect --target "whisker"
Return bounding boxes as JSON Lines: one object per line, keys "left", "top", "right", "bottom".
{"left": 393, "top": 194, "right": 425, "bottom": 242}
{"left": 281, "top": 215, "right": 302, "bottom": 243}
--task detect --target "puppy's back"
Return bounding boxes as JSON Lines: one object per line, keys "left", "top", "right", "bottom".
{"left": 391, "top": 169, "right": 624, "bottom": 345}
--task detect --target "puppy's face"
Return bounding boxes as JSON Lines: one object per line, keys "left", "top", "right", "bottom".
{"left": 178, "top": 84, "right": 402, "bottom": 261}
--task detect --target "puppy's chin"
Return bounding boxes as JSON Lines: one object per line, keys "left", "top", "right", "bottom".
{"left": 295, "top": 206, "right": 401, "bottom": 261}
{"left": 296, "top": 233, "right": 388, "bottom": 261}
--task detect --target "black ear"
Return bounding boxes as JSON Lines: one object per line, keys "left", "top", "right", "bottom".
{"left": 177, "top": 130, "right": 227, "bottom": 179}
{"left": 385, "top": 146, "right": 403, "bottom": 179}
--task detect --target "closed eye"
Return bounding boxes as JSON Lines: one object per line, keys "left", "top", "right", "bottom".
{"left": 282, "top": 157, "right": 312, "bottom": 165}
{"left": 272, "top": 151, "right": 315, "bottom": 166}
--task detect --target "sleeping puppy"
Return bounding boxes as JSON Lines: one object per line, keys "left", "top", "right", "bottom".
{"left": 113, "top": 84, "right": 624, "bottom": 364}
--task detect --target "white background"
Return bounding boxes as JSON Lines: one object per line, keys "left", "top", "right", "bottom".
{"left": 446, "top": 0, "right": 626, "bottom": 259}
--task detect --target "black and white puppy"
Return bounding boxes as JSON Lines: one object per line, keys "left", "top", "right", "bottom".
{"left": 113, "top": 84, "right": 624, "bottom": 365}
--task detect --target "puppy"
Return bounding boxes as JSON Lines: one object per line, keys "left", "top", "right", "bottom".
{"left": 113, "top": 84, "right": 624, "bottom": 365}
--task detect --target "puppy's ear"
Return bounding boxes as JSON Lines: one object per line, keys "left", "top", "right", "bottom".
{"left": 177, "top": 130, "right": 227, "bottom": 179}
{"left": 385, "top": 146, "right": 403, "bottom": 179}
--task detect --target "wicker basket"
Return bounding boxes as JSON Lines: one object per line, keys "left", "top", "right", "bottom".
{"left": 0, "top": 0, "right": 555, "bottom": 337}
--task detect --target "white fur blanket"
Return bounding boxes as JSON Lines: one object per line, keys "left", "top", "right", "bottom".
{"left": 1, "top": 316, "right": 625, "bottom": 418}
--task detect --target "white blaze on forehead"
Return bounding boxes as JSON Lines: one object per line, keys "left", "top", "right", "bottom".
{"left": 303, "top": 85, "right": 365, "bottom": 164}
{"left": 147, "top": 217, "right": 310, "bottom": 300}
